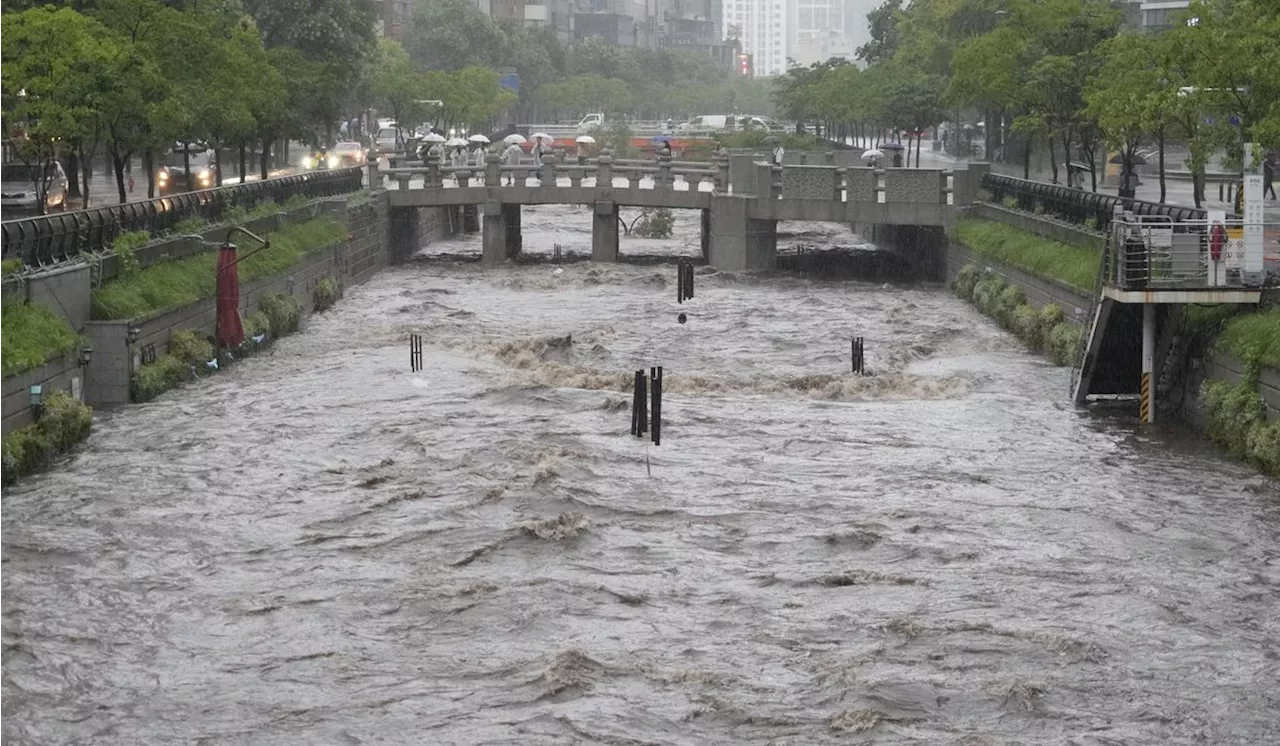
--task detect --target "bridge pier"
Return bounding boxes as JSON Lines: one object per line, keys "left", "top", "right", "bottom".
{"left": 592, "top": 201, "right": 619, "bottom": 262}
{"left": 706, "top": 195, "right": 776, "bottom": 271}
{"left": 462, "top": 204, "right": 480, "bottom": 233}
{"left": 482, "top": 203, "right": 523, "bottom": 265}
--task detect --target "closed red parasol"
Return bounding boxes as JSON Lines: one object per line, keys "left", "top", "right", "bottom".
{"left": 215, "top": 243, "right": 244, "bottom": 349}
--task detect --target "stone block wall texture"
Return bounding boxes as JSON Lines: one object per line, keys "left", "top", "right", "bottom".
{"left": 845, "top": 168, "right": 877, "bottom": 203}
{"left": 1, "top": 354, "right": 84, "bottom": 433}
{"left": 782, "top": 166, "right": 839, "bottom": 200}
{"left": 885, "top": 170, "right": 945, "bottom": 204}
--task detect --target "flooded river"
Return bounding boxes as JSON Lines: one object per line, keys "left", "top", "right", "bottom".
{"left": 4, "top": 205, "right": 1278, "bottom": 744}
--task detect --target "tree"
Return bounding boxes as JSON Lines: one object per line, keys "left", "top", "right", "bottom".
{"left": 405, "top": 0, "right": 506, "bottom": 71}
{"left": 371, "top": 38, "right": 430, "bottom": 148}
{"left": 857, "top": 0, "right": 903, "bottom": 65}
{"left": 1, "top": 7, "right": 107, "bottom": 213}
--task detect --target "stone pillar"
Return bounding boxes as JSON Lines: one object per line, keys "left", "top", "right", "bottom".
{"left": 482, "top": 202, "right": 508, "bottom": 265}
{"left": 596, "top": 153, "right": 613, "bottom": 188}
{"left": 427, "top": 161, "right": 440, "bottom": 188}
{"left": 388, "top": 206, "right": 421, "bottom": 264}
{"left": 462, "top": 204, "right": 480, "bottom": 233}
{"left": 657, "top": 155, "right": 673, "bottom": 189}
{"left": 746, "top": 218, "right": 778, "bottom": 271}
{"left": 706, "top": 195, "right": 749, "bottom": 270}
{"left": 700, "top": 208, "right": 711, "bottom": 261}
{"left": 539, "top": 154, "right": 556, "bottom": 186}
{"left": 592, "top": 201, "right": 619, "bottom": 262}
{"left": 728, "top": 154, "right": 757, "bottom": 195}
{"left": 756, "top": 163, "right": 779, "bottom": 200}
{"left": 486, "top": 152, "right": 500, "bottom": 186}
{"left": 503, "top": 203, "right": 522, "bottom": 259}
{"left": 366, "top": 154, "right": 380, "bottom": 189}
{"left": 713, "top": 154, "right": 729, "bottom": 192}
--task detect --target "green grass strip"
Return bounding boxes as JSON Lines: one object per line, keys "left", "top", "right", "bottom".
{"left": 953, "top": 217, "right": 1100, "bottom": 292}
{"left": 1217, "top": 307, "right": 1280, "bottom": 371}
{"left": 2, "top": 300, "right": 80, "bottom": 377}
{"left": 91, "top": 217, "right": 345, "bottom": 320}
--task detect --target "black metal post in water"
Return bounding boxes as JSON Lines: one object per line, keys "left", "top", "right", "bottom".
{"left": 650, "top": 366, "right": 663, "bottom": 446}
{"left": 677, "top": 260, "right": 694, "bottom": 304}
{"left": 684, "top": 263, "right": 693, "bottom": 300}
{"left": 631, "top": 369, "right": 648, "bottom": 436}
{"left": 851, "top": 337, "right": 864, "bottom": 375}
{"left": 410, "top": 334, "right": 423, "bottom": 372}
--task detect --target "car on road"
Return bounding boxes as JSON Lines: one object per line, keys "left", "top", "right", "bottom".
{"left": 375, "top": 125, "right": 401, "bottom": 153}
{"left": 1, "top": 161, "right": 69, "bottom": 215}
{"left": 331, "top": 141, "right": 365, "bottom": 167}
{"left": 157, "top": 146, "right": 218, "bottom": 195}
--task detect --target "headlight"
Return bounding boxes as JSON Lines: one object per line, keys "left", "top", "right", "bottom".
{"left": 198, "top": 168, "right": 210, "bottom": 180}
{"left": 158, "top": 171, "right": 169, "bottom": 182}
{"left": 303, "top": 156, "right": 314, "bottom": 169}
{"left": 327, "top": 155, "right": 338, "bottom": 168}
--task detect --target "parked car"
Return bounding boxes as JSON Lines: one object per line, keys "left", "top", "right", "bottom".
{"left": 677, "top": 114, "right": 785, "bottom": 133}
{"left": 157, "top": 146, "right": 218, "bottom": 195}
{"left": 1, "top": 161, "right": 69, "bottom": 215}
{"left": 331, "top": 141, "right": 365, "bottom": 167}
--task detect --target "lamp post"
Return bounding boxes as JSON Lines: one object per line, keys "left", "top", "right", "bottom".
{"left": 29, "top": 384, "right": 43, "bottom": 421}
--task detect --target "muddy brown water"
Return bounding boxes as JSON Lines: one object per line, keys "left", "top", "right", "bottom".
{"left": 4, "top": 206, "right": 1279, "bottom": 744}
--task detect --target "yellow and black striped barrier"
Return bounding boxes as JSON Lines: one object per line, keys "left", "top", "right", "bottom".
{"left": 1139, "top": 372, "right": 1151, "bottom": 424}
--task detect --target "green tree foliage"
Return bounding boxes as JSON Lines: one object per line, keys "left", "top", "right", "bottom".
{"left": 371, "top": 38, "right": 432, "bottom": 146}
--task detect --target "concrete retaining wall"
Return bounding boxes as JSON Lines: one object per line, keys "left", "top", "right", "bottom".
{"left": 946, "top": 242, "right": 1092, "bottom": 324}
{"left": 970, "top": 202, "right": 1106, "bottom": 252}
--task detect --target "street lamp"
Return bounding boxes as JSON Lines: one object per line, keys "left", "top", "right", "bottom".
{"left": 79, "top": 347, "right": 93, "bottom": 366}
{"left": 127, "top": 326, "right": 140, "bottom": 345}
{"left": 29, "top": 384, "right": 43, "bottom": 420}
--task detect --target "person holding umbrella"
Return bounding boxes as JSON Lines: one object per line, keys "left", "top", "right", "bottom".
{"left": 501, "top": 134, "right": 525, "bottom": 186}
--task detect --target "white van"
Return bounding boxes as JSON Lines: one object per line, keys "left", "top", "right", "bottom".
{"left": 678, "top": 114, "right": 785, "bottom": 133}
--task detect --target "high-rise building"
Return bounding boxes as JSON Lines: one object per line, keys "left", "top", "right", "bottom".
{"left": 373, "top": 0, "right": 411, "bottom": 41}
{"left": 1119, "top": 0, "right": 1192, "bottom": 32}
{"left": 788, "top": 0, "right": 855, "bottom": 67}
{"left": 721, "top": 0, "right": 787, "bottom": 76}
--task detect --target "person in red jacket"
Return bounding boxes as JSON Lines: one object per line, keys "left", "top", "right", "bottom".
{"left": 1209, "top": 220, "right": 1227, "bottom": 285}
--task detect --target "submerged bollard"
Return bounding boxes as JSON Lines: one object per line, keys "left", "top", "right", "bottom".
{"left": 677, "top": 259, "right": 694, "bottom": 303}
{"left": 410, "top": 334, "right": 424, "bottom": 372}
{"left": 630, "top": 369, "right": 648, "bottom": 436}
{"left": 851, "top": 336, "right": 865, "bottom": 375}
{"left": 650, "top": 366, "right": 663, "bottom": 446}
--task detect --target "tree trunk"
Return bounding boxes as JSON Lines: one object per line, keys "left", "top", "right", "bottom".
{"left": 183, "top": 143, "right": 191, "bottom": 184}
{"left": 1048, "top": 133, "right": 1059, "bottom": 183}
{"left": 144, "top": 150, "right": 156, "bottom": 199}
{"left": 1157, "top": 128, "right": 1166, "bottom": 203}
{"left": 239, "top": 142, "right": 247, "bottom": 184}
{"left": 78, "top": 145, "right": 90, "bottom": 207}
{"left": 914, "top": 132, "right": 922, "bottom": 167}
{"left": 64, "top": 151, "right": 82, "bottom": 199}
{"left": 1022, "top": 137, "right": 1031, "bottom": 180}
{"left": 112, "top": 150, "right": 128, "bottom": 204}
{"left": 260, "top": 138, "right": 272, "bottom": 180}
{"left": 214, "top": 145, "right": 223, "bottom": 187}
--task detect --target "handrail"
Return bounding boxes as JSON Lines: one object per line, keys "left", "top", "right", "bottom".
{"left": 980, "top": 172, "right": 1212, "bottom": 233}
{"left": 1, "top": 167, "right": 364, "bottom": 268}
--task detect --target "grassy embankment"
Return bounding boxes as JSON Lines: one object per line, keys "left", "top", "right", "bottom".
{"left": 949, "top": 217, "right": 1097, "bottom": 366}
{"left": 102, "top": 217, "right": 346, "bottom": 401}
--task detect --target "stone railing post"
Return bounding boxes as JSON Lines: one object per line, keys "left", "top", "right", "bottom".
{"left": 596, "top": 153, "right": 613, "bottom": 188}
{"left": 486, "top": 152, "right": 501, "bottom": 187}
{"left": 458, "top": 171, "right": 470, "bottom": 188}
{"left": 427, "top": 161, "right": 440, "bottom": 188}
{"left": 755, "top": 163, "right": 777, "bottom": 199}
{"left": 658, "top": 154, "right": 673, "bottom": 189}
{"left": 366, "top": 155, "right": 380, "bottom": 189}
{"left": 713, "top": 154, "right": 729, "bottom": 192}
{"left": 834, "top": 168, "right": 846, "bottom": 202}
{"left": 539, "top": 154, "right": 556, "bottom": 186}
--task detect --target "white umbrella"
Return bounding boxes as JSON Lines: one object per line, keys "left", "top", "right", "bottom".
{"left": 531, "top": 132, "right": 552, "bottom": 142}
{"left": 468, "top": 134, "right": 490, "bottom": 144}
{"left": 504, "top": 133, "right": 526, "bottom": 145}
{"left": 575, "top": 135, "right": 596, "bottom": 145}
{"left": 861, "top": 149, "right": 884, "bottom": 161}
{"left": 445, "top": 137, "right": 468, "bottom": 148}
{"left": 422, "top": 133, "right": 446, "bottom": 144}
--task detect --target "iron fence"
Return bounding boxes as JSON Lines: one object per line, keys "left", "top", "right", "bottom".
{"left": 2, "top": 167, "right": 364, "bottom": 268}
{"left": 980, "top": 173, "right": 1209, "bottom": 234}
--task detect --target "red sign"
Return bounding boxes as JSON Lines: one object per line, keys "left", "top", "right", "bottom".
{"left": 737, "top": 53, "right": 752, "bottom": 76}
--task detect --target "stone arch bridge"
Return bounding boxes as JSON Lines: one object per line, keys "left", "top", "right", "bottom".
{"left": 379, "top": 153, "right": 990, "bottom": 276}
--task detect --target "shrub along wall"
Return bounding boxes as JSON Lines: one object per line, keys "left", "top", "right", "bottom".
{"left": 132, "top": 291, "right": 306, "bottom": 403}
{"left": 1, "top": 390, "right": 93, "bottom": 487}
{"left": 1193, "top": 307, "right": 1280, "bottom": 477}
{"left": 953, "top": 264, "right": 1082, "bottom": 366}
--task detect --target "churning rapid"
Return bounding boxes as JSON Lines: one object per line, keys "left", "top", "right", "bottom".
{"left": 3, "top": 205, "right": 1278, "bottom": 745}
